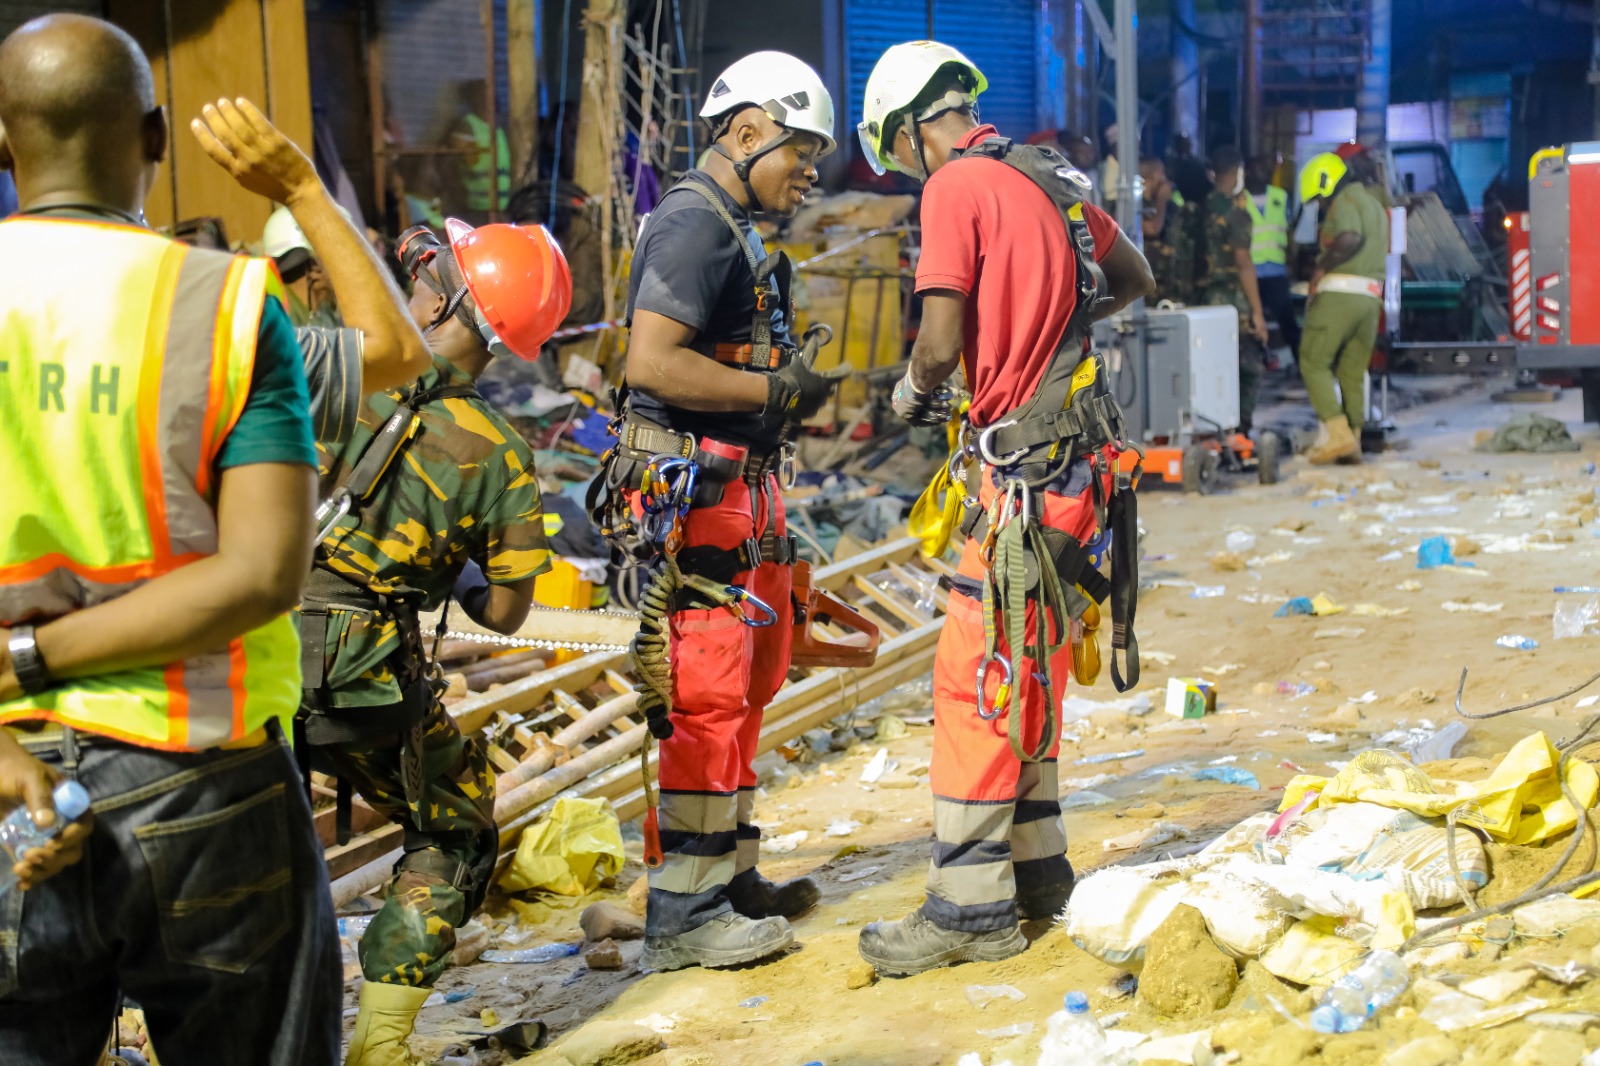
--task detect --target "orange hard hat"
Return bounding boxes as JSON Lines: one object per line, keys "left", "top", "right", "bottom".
{"left": 444, "top": 218, "right": 573, "bottom": 361}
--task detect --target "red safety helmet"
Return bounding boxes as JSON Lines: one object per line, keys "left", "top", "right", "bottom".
{"left": 1333, "top": 141, "right": 1369, "bottom": 162}
{"left": 444, "top": 218, "right": 573, "bottom": 361}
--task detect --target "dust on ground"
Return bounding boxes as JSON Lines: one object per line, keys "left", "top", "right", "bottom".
{"left": 366, "top": 384, "right": 1600, "bottom": 1066}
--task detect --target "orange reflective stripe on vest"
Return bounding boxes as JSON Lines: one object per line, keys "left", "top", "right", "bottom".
{"left": 0, "top": 218, "right": 301, "bottom": 751}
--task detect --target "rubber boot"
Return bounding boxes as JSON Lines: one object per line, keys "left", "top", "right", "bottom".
{"left": 1306, "top": 417, "right": 1359, "bottom": 465}
{"left": 857, "top": 909, "right": 1026, "bottom": 976}
{"left": 1016, "top": 859, "right": 1076, "bottom": 923}
{"left": 344, "top": 982, "right": 431, "bottom": 1066}
{"left": 640, "top": 912, "right": 794, "bottom": 972}
{"left": 725, "top": 868, "right": 821, "bottom": 920}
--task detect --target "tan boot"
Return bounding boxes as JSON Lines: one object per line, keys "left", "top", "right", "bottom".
{"left": 344, "top": 982, "right": 431, "bottom": 1066}
{"left": 1306, "top": 417, "right": 1359, "bottom": 465}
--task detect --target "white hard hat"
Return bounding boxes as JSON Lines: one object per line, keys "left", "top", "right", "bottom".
{"left": 262, "top": 204, "right": 311, "bottom": 261}
{"left": 858, "top": 40, "right": 987, "bottom": 176}
{"left": 701, "top": 51, "right": 836, "bottom": 156}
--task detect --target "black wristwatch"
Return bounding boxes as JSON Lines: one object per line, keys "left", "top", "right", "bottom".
{"left": 7, "top": 625, "right": 52, "bottom": 695}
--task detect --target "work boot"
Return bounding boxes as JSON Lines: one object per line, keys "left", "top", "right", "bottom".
{"left": 1306, "top": 417, "right": 1359, "bottom": 465}
{"left": 857, "top": 909, "right": 1027, "bottom": 976}
{"left": 640, "top": 912, "right": 794, "bottom": 971}
{"left": 726, "top": 868, "right": 821, "bottom": 920}
{"left": 1016, "top": 862, "right": 1076, "bottom": 923}
{"left": 344, "top": 981, "right": 431, "bottom": 1066}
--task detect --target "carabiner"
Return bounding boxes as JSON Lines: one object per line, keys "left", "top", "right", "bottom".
{"left": 977, "top": 419, "right": 1027, "bottom": 468}
{"left": 976, "top": 655, "right": 1013, "bottom": 720}
{"left": 725, "top": 586, "right": 777, "bottom": 627}
{"left": 778, "top": 442, "right": 798, "bottom": 491}
{"left": 314, "top": 491, "right": 354, "bottom": 543}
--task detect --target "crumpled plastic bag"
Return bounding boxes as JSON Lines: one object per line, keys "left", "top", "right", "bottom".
{"left": 499, "top": 797, "right": 624, "bottom": 897}
{"left": 1475, "top": 411, "right": 1580, "bottom": 454}
{"left": 1280, "top": 734, "right": 1600, "bottom": 845}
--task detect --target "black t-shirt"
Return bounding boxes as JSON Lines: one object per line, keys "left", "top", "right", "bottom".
{"left": 624, "top": 171, "right": 792, "bottom": 451}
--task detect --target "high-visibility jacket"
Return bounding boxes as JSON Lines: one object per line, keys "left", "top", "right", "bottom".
{"left": 462, "top": 113, "right": 511, "bottom": 213}
{"left": 0, "top": 218, "right": 301, "bottom": 751}
{"left": 1245, "top": 185, "right": 1290, "bottom": 266}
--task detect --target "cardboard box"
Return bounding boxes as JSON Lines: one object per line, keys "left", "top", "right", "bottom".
{"left": 1165, "top": 677, "right": 1218, "bottom": 719}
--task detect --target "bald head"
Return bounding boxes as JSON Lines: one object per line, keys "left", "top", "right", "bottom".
{"left": 0, "top": 14, "right": 166, "bottom": 214}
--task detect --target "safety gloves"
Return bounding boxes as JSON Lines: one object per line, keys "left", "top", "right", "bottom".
{"left": 891, "top": 371, "right": 955, "bottom": 426}
{"left": 763, "top": 325, "right": 848, "bottom": 422}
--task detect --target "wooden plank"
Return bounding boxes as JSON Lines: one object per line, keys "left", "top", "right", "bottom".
{"left": 450, "top": 650, "right": 626, "bottom": 735}
{"left": 325, "top": 823, "right": 402, "bottom": 880}
{"left": 852, "top": 574, "right": 929, "bottom": 630}
{"left": 813, "top": 537, "right": 920, "bottom": 592}
{"left": 506, "top": 0, "right": 538, "bottom": 187}
{"left": 312, "top": 797, "right": 386, "bottom": 848}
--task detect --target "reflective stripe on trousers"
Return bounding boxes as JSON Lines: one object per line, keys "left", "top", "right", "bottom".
{"left": 641, "top": 476, "right": 794, "bottom": 938}
{"left": 921, "top": 474, "right": 1107, "bottom": 932}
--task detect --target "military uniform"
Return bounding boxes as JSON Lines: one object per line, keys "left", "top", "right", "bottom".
{"left": 301, "top": 355, "right": 550, "bottom": 989}
{"left": 1200, "top": 188, "right": 1266, "bottom": 432}
{"left": 1143, "top": 188, "right": 1185, "bottom": 303}
{"left": 1300, "top": 180, "right": 1388, "bottom": 433}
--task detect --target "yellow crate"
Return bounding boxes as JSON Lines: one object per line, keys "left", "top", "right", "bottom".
{"left": 778, "top": 234, "right": 904, "bottom": 409}
{"left": 533, "top": 559, "right": 594, "bottom": 611}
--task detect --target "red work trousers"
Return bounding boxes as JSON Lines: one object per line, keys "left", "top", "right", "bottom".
{"left": 921, "top": 464, "right": 1110, "bottom": 932}
{"left": 636, "top": 474, "right": 793, "bottom": 937}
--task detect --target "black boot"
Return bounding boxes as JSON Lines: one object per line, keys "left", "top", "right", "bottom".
{"left": 725, "top": 868, "right": 821, "bottom": 920}
{"left": 1016, "top": 859, "right": 1076, "bottom": 922}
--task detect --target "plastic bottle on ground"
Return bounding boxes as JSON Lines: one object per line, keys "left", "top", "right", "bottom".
{"left": 1037, "top": 992, "right": 1110, "bottom": 1066}
{"left": 0, "top": 779, "right": 91, "bottom": 894}
{"left": 1225, "top": 530, "right": 1256, "bottom": 554}
{"left": 1308, "top": 950, "right": 1409, "bottom": 1034}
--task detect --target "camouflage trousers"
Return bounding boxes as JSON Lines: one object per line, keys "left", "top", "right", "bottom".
{"left": 314, "top": 695, "right": 497, "bottom": 988}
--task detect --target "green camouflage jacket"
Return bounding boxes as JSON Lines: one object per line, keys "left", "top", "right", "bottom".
{"left": 1201, "top": 188, "right": 1255, "bottom": 329}
{"left": 308, "top": 355, "right": 550, "bottom": 707}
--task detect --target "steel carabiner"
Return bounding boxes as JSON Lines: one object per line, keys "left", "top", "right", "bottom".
{"left": 976, "top": 655, "right": 1013, "bottom": 720}
{"left": 725, "top": 586, "right": 778, "bottom": 627}
{"left": 977, "top": 418, "right": 1027, "bottom": 468}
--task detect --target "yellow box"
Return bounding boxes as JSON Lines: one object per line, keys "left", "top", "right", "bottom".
{"left": 533, "top": 559, "right": 593, "bottom": 612}
{"left": 779, "top": 234, "right": 904, "bottom": 410}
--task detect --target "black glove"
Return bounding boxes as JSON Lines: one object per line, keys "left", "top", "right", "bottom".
{"left": 452, "top": 559, "right": 492, "bottom": 625}
{"left": 891, "top": 372, "right": 955, "bottom": 426}
{"left": 762, "top": 327, "right": 849, "bottom": 422}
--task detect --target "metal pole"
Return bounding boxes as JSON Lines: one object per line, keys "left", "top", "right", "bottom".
{"left": 1243, "top": 0, "right": 1261, "bottom": 155}
{"left": 926, "top": 0, "right": 935, "bottom": 38}
{"left": 1114, "top": 0, "right": 1141, "bottom": 250}
{"left": 1356, "top": 0, "right": 1391, "bottom": 148}
{"left": 1590, "top": 0, "right": 1600, "bottom": 139}
{"left": 1170, "top": 0, "right": 1202, "bottom": 156}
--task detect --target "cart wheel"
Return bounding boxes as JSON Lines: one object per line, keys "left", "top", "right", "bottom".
{"left": 1257, "top": 432, "right": 1282, "bottom": 485}
{"left": 1181, "top": 444, "right": 1215, "bottom": 495}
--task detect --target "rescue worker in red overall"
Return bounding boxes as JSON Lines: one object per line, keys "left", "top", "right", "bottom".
{"left": 610, "top": 52, "right": 846, "bottom": 970}
{"left": 855, "top": 41, "right": 1154, "bottom": 974}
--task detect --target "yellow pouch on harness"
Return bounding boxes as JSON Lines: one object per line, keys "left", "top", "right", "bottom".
{"left": 909, "top": 464, "right": 962, "bottom": 559}
{"left": 1072, "top": 598, "right": 1102, "bottom": 686}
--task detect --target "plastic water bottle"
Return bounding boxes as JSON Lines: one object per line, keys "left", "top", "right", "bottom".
{"left": 0, "top": 779, "right": 91, "bottom": 893}
{"left": 1224, "top": 529, "right": 1257, "bottom": 554}
{"left": 1309, "top": 950, "right": 1409, "bottom": 1034}
{"left": 1037, "top": 992, "right": 1108, "bottom": 1066}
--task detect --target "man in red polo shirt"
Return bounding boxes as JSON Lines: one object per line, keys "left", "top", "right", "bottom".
{"left": 854, "top": 41, "right": 1153, "bottom": 975}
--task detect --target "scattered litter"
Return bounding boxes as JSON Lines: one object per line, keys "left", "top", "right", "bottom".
{"left": 1553, "top": 594, "right": 1600, "bottom": 640}
{"left": 965, "top": 984, "right": 1026, "bottom": 1010}
{"left": 1376, "top": 550, "right": 1406, "bottom": 562}
{"left": 1396, "top": 580, "right": 1423, "bottom": 592}
{"left": 1225, "top": 530, "right": 1257, "bottom": 554}
{"left": 825, "top": 819, "right": 861, "bottom": 837}
{"left": 1209, "top": 754, "right": 1239, "bottom": 764}
{"left": 1556, "top": 585, "right": 1600, "bottom": 594}
{"left": 1250, "top": 551, "right": 1295, "bottom": 566}
{"left": 1142, "top": 651, "right": 1178, "bottom": 667}
{"left": 1350, "top": 603, "right": 1407, "bottom": 617}
{"left": 500, "top": 797, "right": 624, "bottom": 897}
{"left": 1419, "top": 991, "right": 1548, "bottom": 1031}
{"left": 634, "top": 1013, "right": 680, "bottom": 1033}
{"left": 837, "top": 865, "right": 882, "bottom": 883}
{"left": 1062, "top": 773, "right": 1117, "bottom": 790}
{"left": 1417, "top": 536, "right": 1473, "bottom": 569}
{"left": 1164, "top": 678, "right": 1217, "bottom": 719}
{"left": 1199, "top": 662, "right": 1246, "bottom": 676}
{"left": 1277, "top": 682, "right": 1316, "bottom": 698}
{"left": 1315, "top": 626, "right": 1366, "bottom": 639}
{"left": 763, "top": 831, "right": 809, "bottom": 854}
{"left": 1306, "top": 732, "right": 1339, "bottom": 744}
{"left": 976, "top": 1022, "right": 1034, "bottom": 1039}
{"left": 479, "top": 1008, "right": 500, "bottom": 1028}
{"left": 1101, "top": 822, "right": 1190, "bottom": 852}
{"left": 1192, "top": 767, "right": 1261, "bottom": 789}
{"left": 1579, "top": 695, "right": 1600, "bottom": 709}
{"left": 1061, "top": 790, "right": 1115, "bottom": 808}
{"left": 740, "top": 996, "right": 768, "bottom": 1008}
{"left": 479, "top": 943, "right": 581, "bottom": 964}
{"left": 1495, "top": 635, "right": 1540, "bottom": 651}
{"left": 1190, "top": 586, "right": 1226, "bottom": 599}
{"left": 1275, "top": 596, "right": 1314, "bottom": 617}
{"left": 1405, "top": 720, "right": 1468, "bottom": 763}
{"left": 1351, "top": 691, "right": 1379, "bottom": 704}
{"left": 860, "top": 748, "right": 894, "bottom": 784}
{"left": 1442, "top": 600, "right": 1502, "bottom": 613}
{"left": 1077, "top": 749, "right": 1145, "bottom": 765}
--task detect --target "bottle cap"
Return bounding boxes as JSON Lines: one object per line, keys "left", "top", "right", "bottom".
{"left": 51, "top": 780, "right": 90, "bottom": 822}
{"left": 1064, "top": 991, "right": 1090, "bottom": 1014}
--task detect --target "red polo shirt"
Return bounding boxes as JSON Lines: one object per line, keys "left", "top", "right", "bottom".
{"left": 916, "top": 125, "right": 1121, "bottom": 427}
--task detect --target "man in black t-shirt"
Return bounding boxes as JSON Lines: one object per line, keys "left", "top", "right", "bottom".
{"left": 613, "top": 51, "right": 845, "bottom": 973}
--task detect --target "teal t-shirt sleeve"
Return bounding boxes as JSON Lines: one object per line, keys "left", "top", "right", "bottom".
{"left": 216, "top": 298, "right": 318, "bottom": 470}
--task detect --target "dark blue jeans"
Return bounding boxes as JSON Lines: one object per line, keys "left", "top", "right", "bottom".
{"left": 0, "top": 731, "right": 341, "bottom": 1065}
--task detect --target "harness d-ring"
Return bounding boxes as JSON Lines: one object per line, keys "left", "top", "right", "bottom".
{"left": 726, "top": 587, "right": 777, "bottom": 627}
{"left": 978, "top": 419, "right": 1027, "bottom": 467}
{"left": 976, "top": 655, "right": 1013, "bottom": 720}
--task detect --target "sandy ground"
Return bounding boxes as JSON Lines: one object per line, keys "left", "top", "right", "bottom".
{"left": 356, "top": 379, "right": 1600, "bottom": 1066}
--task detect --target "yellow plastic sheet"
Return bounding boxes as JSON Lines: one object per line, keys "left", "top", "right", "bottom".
{"left": 500, "top": 797, "right": 625, "bottom": 896}
{"left": 1280, "top": 733, "right": 1600, "bottom": 845}
{"left": 1310, "top": 592, "right": 1345, "bottom": 616}
{"left": 908, "top": 410, "right": 970, "bottom": 560}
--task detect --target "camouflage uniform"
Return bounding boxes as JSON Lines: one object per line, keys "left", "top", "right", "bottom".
{"left": 303, "top": 355, "right": 550, "bottom": 988}
{"left": 1144, "top": 189, "right": 1186, "bottom": 303}
{"left": 1200, "top": 189, "right": 1266, "bottom": 432}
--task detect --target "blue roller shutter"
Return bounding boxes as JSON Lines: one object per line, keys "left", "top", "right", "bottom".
{"left": 845, "top": 0, "right": 1044, "bottom": 150}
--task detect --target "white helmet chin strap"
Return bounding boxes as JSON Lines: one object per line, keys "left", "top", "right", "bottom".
{"left": 902, "top": 90, "right": 977, "bottom": 182}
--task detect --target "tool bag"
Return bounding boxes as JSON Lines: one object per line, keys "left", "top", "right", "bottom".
{"left": 944, "top": 137, "right": 1142, "bottom": 715}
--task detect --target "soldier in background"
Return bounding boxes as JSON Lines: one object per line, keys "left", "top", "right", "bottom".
{"left": 1200, "top": 146, "right": 1269, "bottom": 434}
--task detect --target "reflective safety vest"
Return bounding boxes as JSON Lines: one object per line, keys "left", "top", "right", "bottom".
{"left": 1245, "top": 185, "right": 1289, "bottom": 266}
{"left": 462, "top": 113, "right": 511, "bottom": 213}
{"left": 0, "top": 218, "right": 301, "bottom": 751}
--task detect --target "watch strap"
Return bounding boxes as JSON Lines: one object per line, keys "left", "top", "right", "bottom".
{"left": 7, "top": 625, "right": 52, "bottom": 695}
